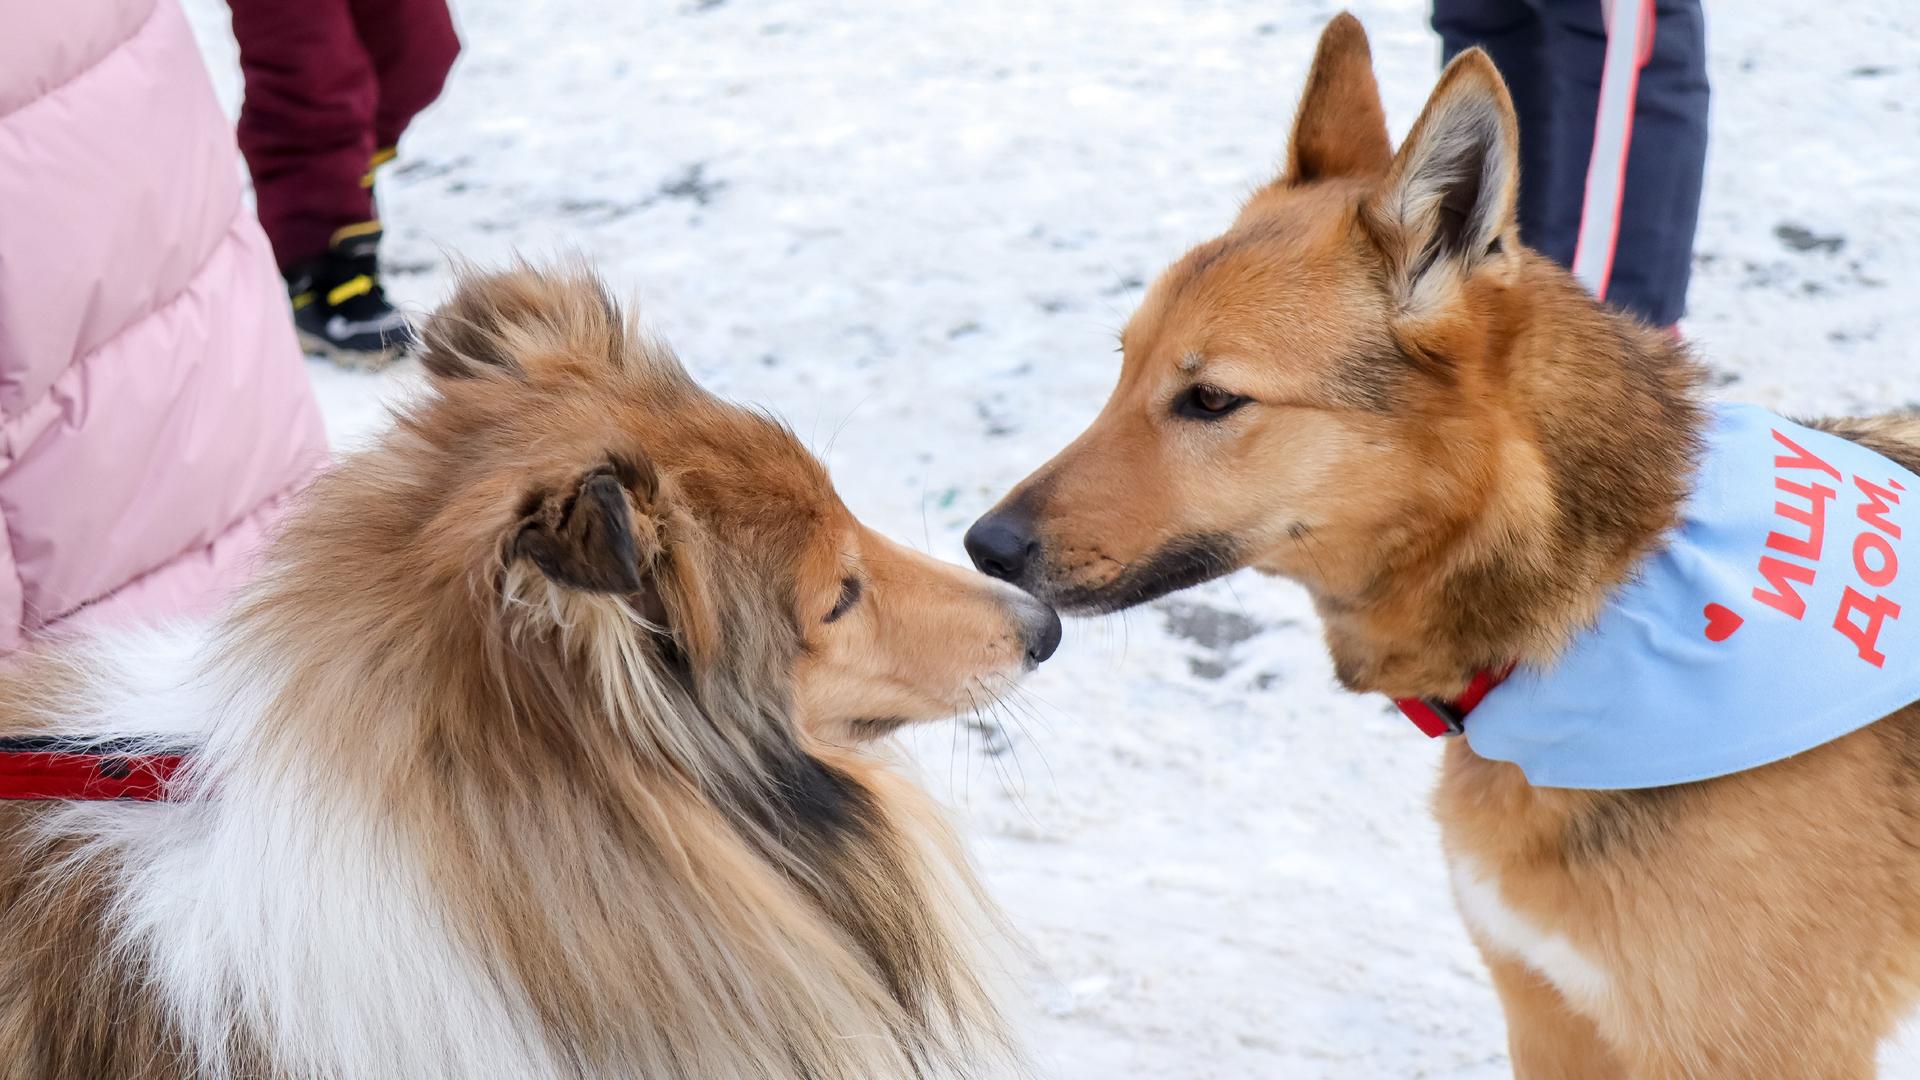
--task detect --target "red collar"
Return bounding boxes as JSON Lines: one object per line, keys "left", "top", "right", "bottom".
{"left": 1393, "top": 667, "right": 1511, "bottom": 738}
{"left": 0, "top": 667, "right": 1511, "bottom": 794}
{"left": 0, "top": 737, "right": 188, "bottom": 801}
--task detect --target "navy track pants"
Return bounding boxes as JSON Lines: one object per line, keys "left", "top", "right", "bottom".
{"left": 1432, "top": 0, "right": 1709, "bottom": 328}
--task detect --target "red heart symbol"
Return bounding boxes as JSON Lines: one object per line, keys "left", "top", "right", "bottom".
{"left": 1703, "top": 603, "right": 1744, "bottom": 642}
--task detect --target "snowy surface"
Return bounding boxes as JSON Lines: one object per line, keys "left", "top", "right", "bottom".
{"left": 185, "top": 1, "right": 1920, "bottom": 1075}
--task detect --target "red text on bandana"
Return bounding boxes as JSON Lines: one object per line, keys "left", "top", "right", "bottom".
{"left": 1745, "top": 428, "right": 1905, "bottom": 667}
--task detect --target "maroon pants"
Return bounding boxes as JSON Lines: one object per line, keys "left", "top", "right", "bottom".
{"left": 229, "top": 0, "right": 459, "bottom": 270}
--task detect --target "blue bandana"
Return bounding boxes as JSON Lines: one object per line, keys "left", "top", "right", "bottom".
{"left": 1463, "top": 403, "right": 1920, "bottom": 790}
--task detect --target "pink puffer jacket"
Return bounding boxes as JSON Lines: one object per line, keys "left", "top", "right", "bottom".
{"left": 0, "top": 0, "right": 329, "bottom": 650}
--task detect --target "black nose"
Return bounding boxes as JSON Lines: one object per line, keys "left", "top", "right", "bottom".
{"left": 965, "top": 512, "right": 1036, "bottom": 585}
{"left": 1024, "top": 606, "right": 1063, "bottom": 665}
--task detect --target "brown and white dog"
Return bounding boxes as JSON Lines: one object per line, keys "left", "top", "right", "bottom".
{"left": 968, "top": 15, "right": 1920, "bottom": 1078}
{"left": 0, "top": 264, "right": 1058, "bottom": 1079}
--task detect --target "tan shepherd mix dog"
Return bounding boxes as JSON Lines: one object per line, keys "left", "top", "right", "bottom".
{"left": 968, "top": 15, "right": 1920, "bottom": 1079}
{"left": 0, "top": 264, "right": 1058, "bottom": 1079}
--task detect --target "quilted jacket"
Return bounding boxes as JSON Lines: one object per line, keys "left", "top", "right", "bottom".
{"left": 0, "top": 0, "right": 328, "bottom": 650}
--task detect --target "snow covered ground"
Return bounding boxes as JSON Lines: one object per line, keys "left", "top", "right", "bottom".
{"left": 186, "top": 1, "right": 1920, "bottom": 1075}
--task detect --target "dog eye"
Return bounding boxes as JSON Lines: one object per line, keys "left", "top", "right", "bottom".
{"left": 1174, "top": 384, "right": 1252, "bottom": 420}
{"left": 824, "top": 576, "right": 863, "bottom": 623}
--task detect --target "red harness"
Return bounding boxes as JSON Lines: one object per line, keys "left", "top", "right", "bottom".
{"left": 0, "top": 737, "right": 188, "bottom": 801}
{"left": 1393, "top": 667, "right": 1511, "bottom": 738}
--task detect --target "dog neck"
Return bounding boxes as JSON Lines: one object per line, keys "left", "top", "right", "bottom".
{"left": 1312, "top": 266, "right": 1708, "bottom": 701}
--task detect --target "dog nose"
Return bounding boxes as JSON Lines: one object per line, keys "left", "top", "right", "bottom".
{"left": 1023, "top": 605, "right": 1063, "bottom": 665}
{"left": 965, "top": 512, "right": 1035, "bottom": 585}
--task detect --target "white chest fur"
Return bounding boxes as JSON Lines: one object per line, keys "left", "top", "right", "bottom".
{"left": 1447, "top": 855, "right": 1613, "bottom": 1013}
{"left": 39, "top": 627, "right": 569, "bottom": 1080}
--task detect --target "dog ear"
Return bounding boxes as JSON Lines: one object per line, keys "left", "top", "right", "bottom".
{"left": 511, "top": 456, "right": 667, "bottom": 619}
{"left": 1282, "top": 13, "right": 1392, "bottom": 185}
{"left": 1365, "top": 49, "right": 1520, "bottom": 309}
{"left": 421, "top": 263, "right": 625, "bottom": 381}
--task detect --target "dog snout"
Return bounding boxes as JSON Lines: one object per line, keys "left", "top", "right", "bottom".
{"left": 965, "top": 510, "right": 1037, "bottom": 586}
{"left": 1019, "top": 601, "right": 1063, "bottom": 666}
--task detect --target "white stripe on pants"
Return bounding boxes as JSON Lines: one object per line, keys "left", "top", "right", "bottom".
{"left": 1570, "top": 0, "right": 1655, "bottom": 301}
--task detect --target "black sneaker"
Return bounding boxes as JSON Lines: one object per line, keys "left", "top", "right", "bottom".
{"left": 285, "top": 224, "right": 417, "bottom": 369}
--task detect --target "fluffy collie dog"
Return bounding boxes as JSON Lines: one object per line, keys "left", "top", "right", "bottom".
{"left": 0, "top": 265, "right": 1059, "bottom": 1079}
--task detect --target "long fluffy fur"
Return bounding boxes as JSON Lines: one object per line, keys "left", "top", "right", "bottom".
{"left": 0, "top": 264, "right": 1019, "bottom": 1080}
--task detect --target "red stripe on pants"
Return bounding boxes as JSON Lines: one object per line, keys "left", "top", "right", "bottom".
{"left": 229, "top": 0, "right": 459, "bottom": 269}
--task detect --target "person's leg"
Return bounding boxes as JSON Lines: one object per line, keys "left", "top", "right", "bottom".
{"left": 1432, "top": 0, "right": 1556, "bottom": 248}
{"left": 1537, "top": 0, "right": 1709, "bottom": 327}
{"left": 346, "top": 0, "right": 460, "bottom": 166}
{"left": 228, "top": 0, "right": 378, "bottom": 272}
{"left": 1602, "top": 0, "right": 1707, "bottom": 327}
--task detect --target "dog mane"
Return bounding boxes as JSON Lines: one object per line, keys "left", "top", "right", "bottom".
{"left": 1, "top": 266, "right": 1017, "bottom": 1079}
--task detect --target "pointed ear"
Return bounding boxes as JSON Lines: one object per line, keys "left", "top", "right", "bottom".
{"left": 1283, "top": 13, "right": 1392, "bottom": 185}
{"left": 1365, "top": 49, "right": 1520, "bottom": 309}
{"left": 511, "top": 456, "right": 664, "bottom": 611}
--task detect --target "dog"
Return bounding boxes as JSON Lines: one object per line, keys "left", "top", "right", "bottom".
{"left": 967, "top": 15, "right": 1920, "bottom": 1077}
{"left": 0, "top": 264, "right": 1059, "bottom": 1080}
